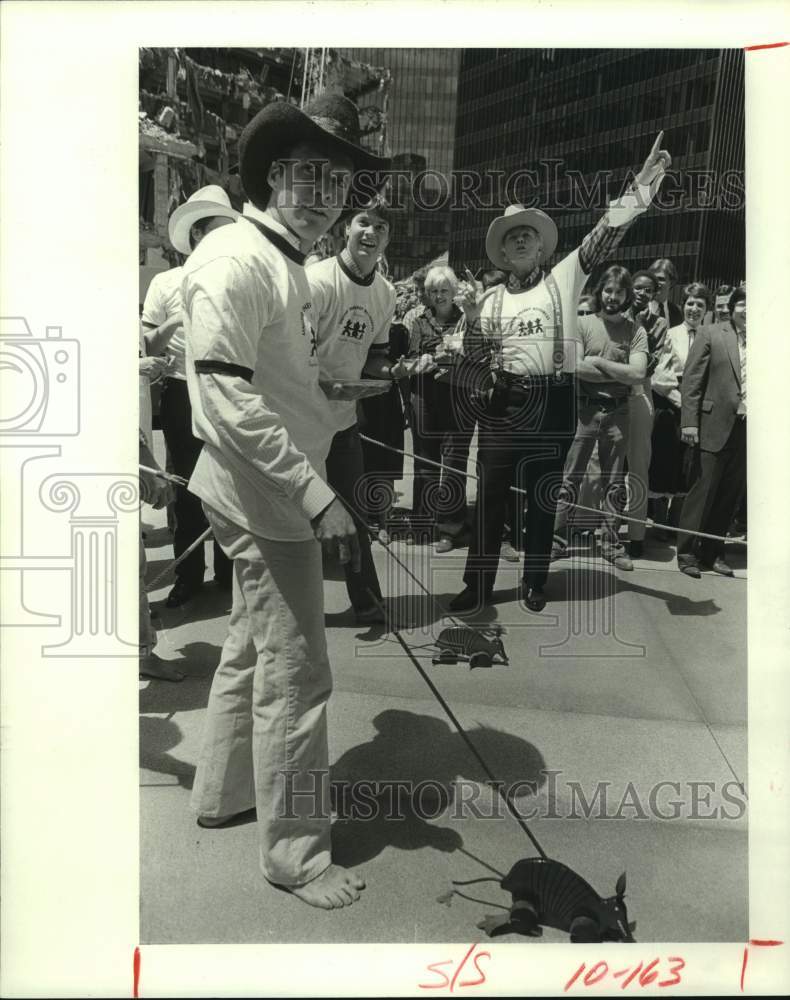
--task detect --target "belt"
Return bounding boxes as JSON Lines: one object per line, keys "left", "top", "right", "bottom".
{"left": 578, "top": 394, "right": 626, "bottom": 412}
{"left": 498, "top": 370, "right": 569, "bottom": 389}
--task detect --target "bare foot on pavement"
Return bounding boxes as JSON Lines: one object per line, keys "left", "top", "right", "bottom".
{"left": 139, "top": 653, "right": 185, "bottom": 682}
{"left": 277, "top": 865, "right": 366, "bottom": 909}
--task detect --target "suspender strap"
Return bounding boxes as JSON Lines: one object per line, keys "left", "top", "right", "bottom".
{"left": 544, "top": 271, "right": 565, "bottom": 374}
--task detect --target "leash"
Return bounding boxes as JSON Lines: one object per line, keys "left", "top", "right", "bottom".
{"left": 365, "top": 589, "right": 549, "bottom": 860}
{"left": 139, "top": 464, "right": 189, "bottom": 487}
{"left": 146, "top": 526, "right": 213, "bottom": 590}
{"left": 358, "top": 433, "right": 745, "bottom": 547}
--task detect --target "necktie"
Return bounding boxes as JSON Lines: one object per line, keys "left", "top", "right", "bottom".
{"left": 737, "top": 333, "right": 746, "bottom": 414}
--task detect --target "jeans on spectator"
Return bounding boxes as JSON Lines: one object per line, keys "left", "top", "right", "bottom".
{"left": 325, "top": 423, "right": 383, "bottom": 613}
{"left": 554, "top": 398, "right": 630, "bottom": 559}
{"left": 191, "top": 505, "right": 333, "bottom": 887}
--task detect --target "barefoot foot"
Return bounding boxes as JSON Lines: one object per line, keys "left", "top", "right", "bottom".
{"left": 275, "top": 864, "right": 366, "bottom": 909}
{"left": 139, "top": 653, "right": 184, "bottom": 682}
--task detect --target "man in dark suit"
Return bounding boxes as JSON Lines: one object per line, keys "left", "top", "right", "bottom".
{"left": 676, "top": 287, "right": 746, "bottom": 577}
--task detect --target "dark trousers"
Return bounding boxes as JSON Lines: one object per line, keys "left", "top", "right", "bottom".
{"left": 357, "top": 384, "right": 406, "bottom": 524}
{"left": 677, "top": 417, "right": 746, "bottom": 566}
{"left": 159, "top": 378, "right": 232, "bottom": 588}
{"left": 325, "top": 423, "right": 383, "bottom": 612}
{"left": 463, "top": 376, "right": 576, "bottom": 593}
{"left": 408, "top": 375, "right": 444, "bottom": 525}
{"left": 440, "top": 425, "right": 475, "bottom": 530}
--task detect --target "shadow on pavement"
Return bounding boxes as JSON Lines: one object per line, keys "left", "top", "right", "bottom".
{"left": 139, "top": 715, "right": 196, "bottom": 790}
{"left": 549, "top": 566, "right": 722, "bottom": 617}
{"left": 330, "top": 709, "right": 546, "bottom": 868}
{"left": 150, "top": 585, "right": 233, "bottom": 626}
{"left": 139, "top": 641, "right": 220, "bottom": 716}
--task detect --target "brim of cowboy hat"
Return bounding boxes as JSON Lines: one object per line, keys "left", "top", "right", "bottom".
{"left": 169, "top": 201, "right": 240, "bottom": 255}
{"left": 485, "top": 208, "right": 558, "bottom": 271}
{"left": 240, "top": 103, "right": 391, "bottom": 212}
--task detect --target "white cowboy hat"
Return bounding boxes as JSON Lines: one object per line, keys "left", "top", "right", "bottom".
{"left": 168, "top": 185, "right": 239, "bottom": 255}
{"left": 485, "top": 205, "right": 558, "bottom": 271}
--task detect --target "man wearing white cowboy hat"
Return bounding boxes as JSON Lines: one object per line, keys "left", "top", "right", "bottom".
{"left": 182, "top": 93, "right": 389, "bottom": 909}
{"left": 450, "top": 132, "right": 671, "bottom": 614}
{"left": 141, "top": 185, "right": 239, "bottom": 608}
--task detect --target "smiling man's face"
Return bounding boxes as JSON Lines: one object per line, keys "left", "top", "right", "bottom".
{"left": 346, "top": 209, "right": 390, "bottom": 264}
{"left": 268, "top": 141, "right": 353, "bottom": 246}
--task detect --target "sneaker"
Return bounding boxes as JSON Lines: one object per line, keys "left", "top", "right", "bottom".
{"left": 550, "top": 541, "right": 568, "bottom": 561}
{"left": 708, "top": 558, "right": 734, "bottom": 577}
{"left": 607, "top": 553, "right": 634, "bottom": 571}
{"left": 500, "top": 541, "right": 520, "bottom": 563}
{"left": 435, "top": 535, "right": 454, "bottom": 554}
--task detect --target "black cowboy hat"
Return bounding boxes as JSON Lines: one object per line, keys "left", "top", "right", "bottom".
{"left": 239, "top": 93, "right": 391, "bottom": 211}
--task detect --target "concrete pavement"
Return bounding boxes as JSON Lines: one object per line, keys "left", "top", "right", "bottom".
{"left": 140, "top": 433, "right": 747, "bottom": 945}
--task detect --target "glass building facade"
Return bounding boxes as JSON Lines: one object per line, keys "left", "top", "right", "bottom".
{"left": 341, "top": 48, "right": 461, "bottom": 279}
{"left": 450, "top": 49, "right": 745, "bottom": 293}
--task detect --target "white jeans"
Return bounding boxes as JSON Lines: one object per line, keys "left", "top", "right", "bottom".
{"left": 191, "top": 505, "right": 333, "bottom": 886}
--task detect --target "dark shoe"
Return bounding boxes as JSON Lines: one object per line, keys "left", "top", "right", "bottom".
{"left": 628, "top": 540, "right": 644, "bottom": 559}
{"left": 197, "top": 809, "right": 254, "bottom": 829}
{"left": 165, "top": 578, "right": 202, "bottom": 608}
{"left": 708, "top": 558, "right": 734, "bottom": 577}
{"left": 679, "top": 562, "right": 701, "bottom": 578}
{"left": 521, "top": 585, "right": 546, "bottom": 612}
{"left": 448, "top": 586, "right": 491, "bottom": 614}
{"left": 435, "top": 534, "right": 454, "bottom": 554}
{"left": 355, "top": 604, "right": 386, "bottom": 626}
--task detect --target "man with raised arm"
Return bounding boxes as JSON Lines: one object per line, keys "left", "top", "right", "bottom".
{"left": 450, "top": 133, "right": 671, "bottom": 614}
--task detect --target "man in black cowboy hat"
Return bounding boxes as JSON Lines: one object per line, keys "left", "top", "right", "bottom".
{"left": 450, "top": 132, "right": 671, "bottom": 614}
{"left": 182, "top": 94, "right": 389, "bottom": 909}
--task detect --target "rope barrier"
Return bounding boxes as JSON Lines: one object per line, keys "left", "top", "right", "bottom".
{"left": 143, "top": 429, "right": 744, "bottom": 593}
{"left": 358, "top": 432, "right": 745, "bottom": 547}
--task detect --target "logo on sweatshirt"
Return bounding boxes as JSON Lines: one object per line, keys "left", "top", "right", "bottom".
{"left": 301, "top": 303, "right": 318, "bottom": 364}
{"left": 338, "top": 305, "right": 374, "bottom": 345}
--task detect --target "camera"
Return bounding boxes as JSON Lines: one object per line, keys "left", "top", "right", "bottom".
{"left": 0, "top": 317, "right": 80, "bottom": 435}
